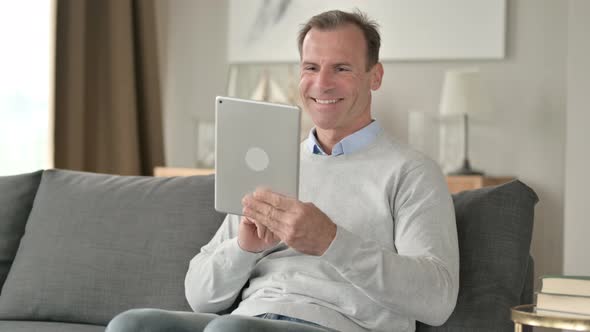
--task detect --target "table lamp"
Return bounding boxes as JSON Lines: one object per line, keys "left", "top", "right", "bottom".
{"left": 439, "top": 68, "right": 488, "bottom": 175}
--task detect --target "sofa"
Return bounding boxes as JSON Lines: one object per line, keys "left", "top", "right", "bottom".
{"left": 0, "top": 169, "right": 538, "bottom": 331}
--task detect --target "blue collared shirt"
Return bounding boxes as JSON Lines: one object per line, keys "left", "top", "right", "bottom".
{"left": 306, "top": 120, "right": 383, "bottom": 156}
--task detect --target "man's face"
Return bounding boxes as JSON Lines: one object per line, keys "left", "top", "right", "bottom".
{"left": 299, "top": 24, "right": 383, "bottom": 135}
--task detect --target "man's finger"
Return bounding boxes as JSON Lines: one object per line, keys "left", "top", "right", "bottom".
{"left": 241, "top": 216, "right": 255, "bottom": 225}
{"left": 243, "top": 195, "right": 288, "bottom": 224}
{"left": 243, "top": 205, "right": 280, "bottom": 234}
{"left": 253, "top": 188, "right": 296, "bottom": 211}
{"left": 256, "top": 223, "right": 267, "bottom": 239}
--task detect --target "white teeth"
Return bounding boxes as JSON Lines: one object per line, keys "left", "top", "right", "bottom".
{"left": 315, "top": 99, "right": 338, "bottom": 104}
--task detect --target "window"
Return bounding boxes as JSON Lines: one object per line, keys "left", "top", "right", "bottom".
{"left": 0, "top": 1, "right": 53, "bottom": 176}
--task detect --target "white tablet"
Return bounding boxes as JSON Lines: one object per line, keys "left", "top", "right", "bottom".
{"left": 214, "top": 96, "right": 301, "bottom": 215}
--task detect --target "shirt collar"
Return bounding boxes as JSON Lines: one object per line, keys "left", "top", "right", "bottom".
{"left": 306, "top": 120, "right": 382, "bottom": 156}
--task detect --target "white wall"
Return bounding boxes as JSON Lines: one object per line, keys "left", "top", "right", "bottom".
{"left": 159, "top": 0, "right": 575, "bottom": 281}
{"left": 158, "top": 0, "right": 229, "bottom": 168}
{"left": 564, "top": 0, "right": 590, "bottom": 275}
{"left": 372, "top": 0, "right": 568, "bottom": 283}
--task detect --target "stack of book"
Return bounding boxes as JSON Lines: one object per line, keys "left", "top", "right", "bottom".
{"left": 536, "top": 275, "right": 590, "bottom": 319}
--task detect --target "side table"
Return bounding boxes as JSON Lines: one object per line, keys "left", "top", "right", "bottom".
{"left": 446, "top": 175, "right": 514, "bottom": 194}
{"left": 153, "top": 167, "right": 215, "bottom": 177}
{"left": 511, "top": 304, "right": 590, "bottom": 331}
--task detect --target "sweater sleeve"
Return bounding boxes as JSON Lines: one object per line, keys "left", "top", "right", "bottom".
{"left": 184, "top": 214, "right": 264, "bottom": 313}
{"left": 320, "top": 159, "right": 459, "bottom": 326}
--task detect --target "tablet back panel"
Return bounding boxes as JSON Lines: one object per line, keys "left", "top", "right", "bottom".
{"left": 215, "top": 96, "right": 301, "bottom": 215}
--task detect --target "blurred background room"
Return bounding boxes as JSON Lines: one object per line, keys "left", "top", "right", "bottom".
{"left": 0, "top": 1, "right": 589, "bottom": 325}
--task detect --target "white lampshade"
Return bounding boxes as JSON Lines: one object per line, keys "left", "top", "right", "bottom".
{"left": 439, "top": 68, "right": 490, "bottom": 116}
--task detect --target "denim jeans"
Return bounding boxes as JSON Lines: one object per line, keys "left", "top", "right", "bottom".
{"left": 255, "top": 312, "right": 324, "bottom": 327}
{"left": 106, "top": 308, "right": 338, "bottom": 332}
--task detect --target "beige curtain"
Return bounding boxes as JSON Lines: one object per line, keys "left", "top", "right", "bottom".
{"left": 54, "top": 0, "right": 164, "bottom": 175}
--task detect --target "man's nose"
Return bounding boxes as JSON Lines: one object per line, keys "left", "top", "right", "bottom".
{"left": 315, "top": 69, "right": 335, "bottom": 91}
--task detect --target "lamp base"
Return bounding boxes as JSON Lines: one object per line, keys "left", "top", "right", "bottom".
{"left": 448, "top": 159, "right": 484, "bottom": 176}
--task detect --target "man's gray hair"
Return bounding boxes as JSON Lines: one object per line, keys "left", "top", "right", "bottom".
{"left": 297, "top": 9, "right": 381, "bottom": 71}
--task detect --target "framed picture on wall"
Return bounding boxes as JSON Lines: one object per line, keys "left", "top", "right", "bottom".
{"left": 228, "top": 0, "right": 506, "bottom": 63}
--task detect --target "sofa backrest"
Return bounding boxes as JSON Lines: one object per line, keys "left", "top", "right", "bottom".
{"left": 0, "top": 170, "right": 43, "bottom": 290}
{"left": 0, "top": 169, "right": 226, "bottom": 325}
{"left": 417, "top": 180, "right": 538, "bottom": 332}
{"left": 0, "top": 170, "right": 539, "bottom": 330}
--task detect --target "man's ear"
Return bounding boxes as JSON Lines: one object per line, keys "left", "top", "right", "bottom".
{"left": 370, "top": 62, "right": 384, "bottom": 91}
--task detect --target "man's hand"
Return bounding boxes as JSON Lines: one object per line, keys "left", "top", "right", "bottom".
{"left": 237, "top": 216, "right": 280, "bottom": 253}
{"left": 241, "top": 189, "right": 337, "bottom": 256}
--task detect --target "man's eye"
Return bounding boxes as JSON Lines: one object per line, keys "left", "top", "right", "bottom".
{"left": 305, "top": 66, "right": 317, "bottom": 71}
{"left": 336, "top": 67, "right": 350, "bottom": 72}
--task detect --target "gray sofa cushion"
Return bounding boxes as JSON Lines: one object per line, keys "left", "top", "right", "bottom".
{"left": 417, "top": 180, "right": 538, "bottom": 332}
{"left": 0, "top": 320, "right": 104, "bottom": 332}
{"left": 0, "top": 169, "right": 225, "bottom": 326}
{"left": 0, "top": 170, "right": 42, "bottom": 290}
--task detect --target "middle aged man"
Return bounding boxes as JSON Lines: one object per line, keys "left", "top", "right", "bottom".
{"left": 107, "top": 9, "right": 458, "bottom": 332}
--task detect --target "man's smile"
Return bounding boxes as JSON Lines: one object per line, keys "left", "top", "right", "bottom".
{"left": 312, "top": 98, "right": 343, "bottom": 104}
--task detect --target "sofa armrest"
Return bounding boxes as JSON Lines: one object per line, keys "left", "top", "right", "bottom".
{"left": 417, "top": 180, "right": 538, "bottom": 332}
{"left": 521, "top": 255, "right": 534, "bottom": 306}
